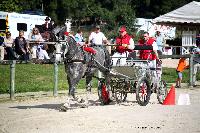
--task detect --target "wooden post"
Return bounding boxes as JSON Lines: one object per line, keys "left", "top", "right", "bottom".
{"left": 189, "top": 54, "right": 194, "bottom": 87}
{"left": 10, "top": 60, "right": 16, "bottom": 100}
{"left": 53, "top": 62, "right": 58, "bottom": 97}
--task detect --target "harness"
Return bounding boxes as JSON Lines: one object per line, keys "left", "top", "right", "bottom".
{"left": 65, "top": 38, "right": 95, "bottom": 64}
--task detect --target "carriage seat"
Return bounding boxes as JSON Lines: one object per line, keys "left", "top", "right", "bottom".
{"left": 83, "top": 47, "right": 96, "bottom": 54}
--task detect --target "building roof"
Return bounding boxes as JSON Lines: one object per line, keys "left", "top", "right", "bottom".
{"left": 153, "top": 1, "right": 200, "bottom": 26}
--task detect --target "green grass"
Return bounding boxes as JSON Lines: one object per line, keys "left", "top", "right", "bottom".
{"left": 0, "top": 64, "right": 199, "bottom": 94}
{"left": 0, "top": 64, "right": 98, "bottom": 94}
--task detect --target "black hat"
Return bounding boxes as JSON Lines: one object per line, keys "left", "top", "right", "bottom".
{"left": 45, "top": 17, "right": 50, "bottom": 21}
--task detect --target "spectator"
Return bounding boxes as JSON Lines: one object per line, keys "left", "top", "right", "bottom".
{"left": 138, "top": 32, "right": 159, "bottom": 68}
{"left": 50, "top": 19, "right": 56, "bottom": 29}
{"left": 175, "top": 57, "right": 189, "bottom": 88}
{"left": 75, "top": 29, "right": 85, "bottom": 46}
{"left": 0, "top": 36, "right": 4, "bottom": 62}
{"left": 29, "top": 27, "right": 50, "bottom": 62}
{"left": 155, "top": 30, "right": 165, "bottom": 55}
{"left": 41, "top": 30, "right": 56, "bottom": 59}
{"left": 29, "top": 27, "right": 43, "bottom": 61}
{"left": 4, "top": 31, "right": 16, "bottom": 60}
{"left": 42, "top": 17, "right": 54, "bottom": 32}
{"left": 193, "top": 34, "right": 200, "bottom": 86}
{"left": 112, "top": 26, "right": 135, "bottom": 66}
{"left": 14, "top": 30, "right": 30, "bottom": 62}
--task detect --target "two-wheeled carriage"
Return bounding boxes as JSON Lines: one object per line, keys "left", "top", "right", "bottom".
{"left": 97, "top": 52, "right": 168, "bottom": 106}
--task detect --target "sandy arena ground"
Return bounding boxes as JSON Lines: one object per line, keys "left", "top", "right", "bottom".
{"left": 0, "top": 85, "right": 200, "bottom": 133}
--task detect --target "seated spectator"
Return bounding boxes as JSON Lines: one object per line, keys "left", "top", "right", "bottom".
{"left": 29, "top": 27, "right": 50, "bottom": 62}
{"left": 41, "top": 31, "right": 55, "bottom": 58}
{"left": 4, "top": 31, "right": 17, "bottom": 60}
{"left": 0, "top": 36, "right": 4, "bottom": 61}
{"left": 14, "top": 30, "right": 30, "bottom": 62}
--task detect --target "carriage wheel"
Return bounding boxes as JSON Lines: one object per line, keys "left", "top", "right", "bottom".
{"left": 157, "top": 80, "right": 168, "bottom": 104}
{"left": 98, "top": 81, "right": 111, "bottom": 105}
{"left": 136, "top": 77, "right": 151, "bottom": 106}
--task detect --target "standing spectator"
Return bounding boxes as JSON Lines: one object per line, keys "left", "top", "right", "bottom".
{"left": 0, "top": 36, "right": 4, "bottom": 62}
{"left": 175, "top": 57, "right": 189, "bottom": 88}
{"left": 138, "top": 32, "right": 160, "bottom": 68}
{"left": 112, "top": 26, "right": 135, "bottom": 66}
{"left": 42, "top": 17, "right": 52, "bottom": 32}
{"left": 155, "top": 30, "right": 165, "bottom": 55}
{"left": 75, "top": 29, "right": 85, "bottom": 46}
{"left": 50, "top": 19, "right": 56, "bottom": 30}
{"left": 193, "top": 34, "right": 200, "bottom": 86}
{"left": 65, "top": 19, "right": 72, "bottom": 32}
{"left": 4, "top": 31, "right": 16, "bottom": 60}
{"left": 14, "top": 30, "right": 30, "bottom": 62}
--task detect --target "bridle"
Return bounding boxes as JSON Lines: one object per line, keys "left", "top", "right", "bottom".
{"left": 65, "top": 36, "right": 85, "bottom": 63}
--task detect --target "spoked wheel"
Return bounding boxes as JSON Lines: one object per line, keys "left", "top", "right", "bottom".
{"left": 157, "top": 80, "right": 168, "bottom": 104}
{"left": 136, "top": 77, "right": 151, "bottom": 106}
{"left": 98, "top": 81, "right": 111, "bottom": 105}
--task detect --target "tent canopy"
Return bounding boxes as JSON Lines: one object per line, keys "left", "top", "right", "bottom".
{"left": 153, "top": 1, "right": 200, "bottom": 27}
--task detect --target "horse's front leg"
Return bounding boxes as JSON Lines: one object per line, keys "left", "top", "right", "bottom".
{"left": 86, "top": 75, "right": 93, "bottom": 93}
{"left": 67, "top": 75, "right": 77, "bottom": 99}
{"left": 65, "top": 63, "right": 82, "bottom": 97}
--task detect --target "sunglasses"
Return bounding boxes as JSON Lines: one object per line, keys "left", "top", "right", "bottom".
{"left": 34, "top": 30, "right": 38, "bottom": 31}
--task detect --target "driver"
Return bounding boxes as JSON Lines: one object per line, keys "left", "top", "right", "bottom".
{"left": 112, "top": 26, "right": 135, "bottom": 66}
{"left": 138, "top": 32, "right": 159, "bottom": 68}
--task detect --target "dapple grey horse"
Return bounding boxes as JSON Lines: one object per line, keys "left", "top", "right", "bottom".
{"left": 52, "top": 26, "right": 111, "bottom": 108}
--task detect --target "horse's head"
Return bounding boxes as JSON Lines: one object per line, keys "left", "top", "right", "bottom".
{"left": 52, "top": 25, "right": 67, "bottom": 40}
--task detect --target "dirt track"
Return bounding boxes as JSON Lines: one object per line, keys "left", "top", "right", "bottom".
{"left": 0, "top": 86, "right": 200, "bottom": 133}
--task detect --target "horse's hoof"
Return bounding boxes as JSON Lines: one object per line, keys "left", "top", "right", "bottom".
{"left": 79, "top": 102, "right": 89, "bottom": 108}
{"left": 59, "top": 104, "right": 70, "bottom": 112}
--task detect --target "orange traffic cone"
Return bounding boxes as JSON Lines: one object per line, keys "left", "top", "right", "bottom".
{"left": 162, "top": 85, "right": 175, "bottom": 105}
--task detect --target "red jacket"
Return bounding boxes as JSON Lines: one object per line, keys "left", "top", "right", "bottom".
{"left": 139, "top": 38, "right": 157, "bottom": 60}
{"left": 116, "top": 34, "right": 132, "bottom": 53}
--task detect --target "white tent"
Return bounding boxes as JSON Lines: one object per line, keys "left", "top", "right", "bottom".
{"left": 153, "top": 1, "right": 200, "bottom": 54}
{"left": 153, "top": 1, "right": 200, "bottom": 25}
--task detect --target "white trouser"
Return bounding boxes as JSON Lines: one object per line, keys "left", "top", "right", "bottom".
{"left": 37, "top": 45, "right": 50, "bottom": 60}
{"left": 0, "top": 46, "right": 4, "bottom": 61}
{"left": 148, "top": 59, "right": 157, "bottom": 68}
{"left": 148, "top": 59, "right": 158, "bottom": 84}
{"left": 31, "top": 46, "right": 37, "bottom": 59}
{"left": 55, "top": 43, "right": 62, "bottom": 62}
{"left": 112, "top": 52, "right": 128, "bottom": 66}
